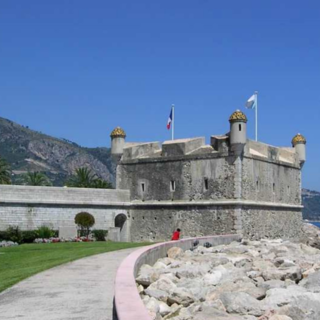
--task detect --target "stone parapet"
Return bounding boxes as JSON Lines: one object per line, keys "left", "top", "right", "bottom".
{"left": 122, "top": 142, "right": 161, "bottom": 160}
{"left": 162, "top": 137, "right": 205, "bottom": 157}
{"left": 119, "top": 150, "right": 228, "bottom": 164}
{"left": 0, "top": 185, "right": 130, "bottom": 205}
{"left": 0, "top": 199, "right": 131, "bottom": 207}
{"left": 245, "top": 139, "right": 300, "bottom": 168}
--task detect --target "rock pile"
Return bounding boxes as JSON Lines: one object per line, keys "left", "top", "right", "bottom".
{"left": 301, "top": 223, "right": 320, "bottom": 249}
{"left": 136, "top": 234, "right": 320, "bottom": 319}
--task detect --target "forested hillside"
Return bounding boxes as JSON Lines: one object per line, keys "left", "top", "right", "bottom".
{"left": 0, "top": 117, "right": 115, "bottom": 186}
{"left": 302, "top": 189, "right": 320, "bottom": 221}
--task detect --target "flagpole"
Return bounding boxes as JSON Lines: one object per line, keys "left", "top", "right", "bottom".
{"left": 255, "top": 91, "right": 258, "bottom": 141}
{"left": 172, "top": 104, "right": 175, "bottom": 140}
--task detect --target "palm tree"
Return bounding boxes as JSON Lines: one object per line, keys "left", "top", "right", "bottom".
{"left": 66, "top": 167, "right": 97, "bottom": 188}
{"left": 23, "top": 172, "right": 51, "bottom": 186}
{"left": 66, "top": 167, "right": 113, "bottom": 189}
{"left": 0, "top": 157, "right": 11, "bottom": 185}
{"left": 92, "top": 178, "right": 113, "bottom": 189}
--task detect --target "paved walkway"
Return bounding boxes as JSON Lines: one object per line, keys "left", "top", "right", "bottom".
{"left": 0, "top": 248, "right": 137, "bottom": 320}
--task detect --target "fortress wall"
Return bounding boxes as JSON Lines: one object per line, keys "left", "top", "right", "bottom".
{"left": 0, "top": 185, "right": 130, "bottom": 232}
{"left": 117, "top": 156, "right": 237, "bottom": 202}
{"left": 128, "top": 202, "right": 303, "bottom": 242}
{"left": 241, "top": 206, "right": 303, "bottom": 240}
{"left": 117, "top": 148, "right": 303, "bottom": 242}
{"left": 128, "top": 205, "right": 238, "bottom": 242}
{"left": 117, "top": 160, "right": 184, "bottom": 201}
{"left": 0, "top": 204, "right": 128, "bottom": 231}
{"left": 242, "top": 157, "right": 301, "bottom": 205}
{"left": 188, "top": 157, "right": 236, "bottom": 200}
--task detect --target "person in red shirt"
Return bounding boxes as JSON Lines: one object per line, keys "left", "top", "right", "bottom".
{"left": 171, "top": 228, "right": 181, "bottom": 241}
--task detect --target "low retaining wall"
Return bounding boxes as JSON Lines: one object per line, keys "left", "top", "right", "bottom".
{"left": 114, "top": 234, "right": 241, "bottom": 320}
{"left": 0, "top": 185, "right": 130, "bottom": 233}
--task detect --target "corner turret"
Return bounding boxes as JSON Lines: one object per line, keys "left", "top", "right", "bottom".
{"left": 229, "top": 110, "right": 247, "bottom": 154}
{"left": 110, "top": 127, "right": 126, "bottom": 155}
{"left": 292, "top": 133, "right": 306, "bottom": 165}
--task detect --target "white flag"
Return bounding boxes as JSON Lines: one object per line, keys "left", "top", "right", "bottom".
{"left": 245, "top": 94, "right": 256, "bottom": 109}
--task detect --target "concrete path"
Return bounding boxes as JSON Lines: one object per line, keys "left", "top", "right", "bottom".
{"left": 0, "top": 248, "right": 137, "bottom": 320}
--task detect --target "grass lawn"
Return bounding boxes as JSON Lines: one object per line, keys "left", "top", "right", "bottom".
{"left": 0, "top": 241, "right": 148, "bottom": 293}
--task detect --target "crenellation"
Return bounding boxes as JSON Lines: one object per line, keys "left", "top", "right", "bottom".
{"left": 210, "top": 135, "right": 229, "bottom": 153}
{"left": 122, "top": 141, "right": 161, "bottom": 160}
{"left": 162, "top": 137, "right": 205, "bottom": 157}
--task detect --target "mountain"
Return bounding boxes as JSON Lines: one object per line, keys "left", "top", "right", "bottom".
{"left": 0, "top": 117, "right": 116, "bottom": 186}
{"left": 302, "top": 189, "right": 320, "bottom": 221}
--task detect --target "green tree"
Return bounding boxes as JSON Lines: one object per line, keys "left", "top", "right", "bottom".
{"left": 23, "top": 172, "right": 51, "bottom": 186}
{"left": 75, "top": 212, "right": 95, "bottom": 237}
{"left": 0, "top": 157, "right": 11, "bottom": 185}
{"left": 66, "top": 167, "right": 112, "bottom": 189}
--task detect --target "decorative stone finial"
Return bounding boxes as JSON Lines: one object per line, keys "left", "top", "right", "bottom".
{"left": 292, "top": 133, "right": 306, "bottom": 146}
{"left": 110, "top": 127, "right": 126, "bottom": 138}
{"left": 229, "top": 110, "right": 248, "bottom": 123}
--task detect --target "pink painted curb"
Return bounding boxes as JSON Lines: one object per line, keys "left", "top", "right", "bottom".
{"left": 114, "top": 234, "right": 241, "bottom": 320}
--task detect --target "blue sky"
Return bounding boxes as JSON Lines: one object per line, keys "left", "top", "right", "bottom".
{"left": 0, "top": 1, "right": 319, "bottom": 190}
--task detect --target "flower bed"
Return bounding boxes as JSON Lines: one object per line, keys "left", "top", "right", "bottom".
{"left": 0, "top": 240, "right": 19, "bottom": 247}
{"left": 33, "top": 236, "right": 94, "bottom": 243}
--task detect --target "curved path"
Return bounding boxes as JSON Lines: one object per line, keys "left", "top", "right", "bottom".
{"left": 0, "top": 248, "right": 138, "bottom": 320}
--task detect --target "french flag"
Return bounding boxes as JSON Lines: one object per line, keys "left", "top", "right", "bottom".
{"left": 167, "top": 108, "right": 173, "bottom": 130}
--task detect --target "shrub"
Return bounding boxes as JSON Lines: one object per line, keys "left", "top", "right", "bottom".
{"left": 6, "top": 226, "right": 23, "bottom": 243}
{"left": 36, "top": 226, "right": 55, "bottom": 239}
{"left": 52, "top": 230, "right": 59, "bottom": 237}
{"left": 92, "top": 229, "right": 108, "bottom": 241}
{"left": 22, "top": 230, "right": 38, "bottom": 243}
{"left": 0, "top": 231, "right": 7, "bottom": 241}
{"left": 75, "top": 212, "right": 95, "bottom": 237}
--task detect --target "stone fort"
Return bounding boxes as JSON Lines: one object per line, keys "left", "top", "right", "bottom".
{"left": 0, "top": 110, "right": 307, "bottom": 242}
